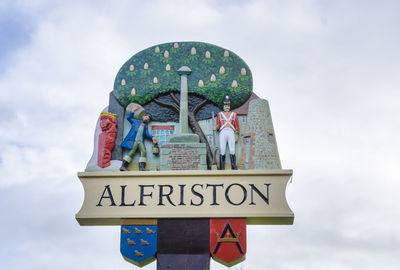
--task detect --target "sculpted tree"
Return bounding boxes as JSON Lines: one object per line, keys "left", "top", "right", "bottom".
{"left": 112, "top": 41, "right": 253, "bottom": 167}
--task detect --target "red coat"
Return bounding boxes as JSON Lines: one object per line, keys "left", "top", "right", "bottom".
{"left": 216, "top": 111, "right": 240, "bottom": 134}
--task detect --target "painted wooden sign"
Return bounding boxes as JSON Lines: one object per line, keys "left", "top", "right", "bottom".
{"left": 76, "top": 41, "right": 294, "bottom": 269}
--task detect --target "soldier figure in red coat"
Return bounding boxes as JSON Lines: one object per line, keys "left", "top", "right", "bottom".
{"left": 213, "top": 96, "right": 239, "bottom": 170}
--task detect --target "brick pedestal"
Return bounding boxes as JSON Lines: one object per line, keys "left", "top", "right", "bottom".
{"left": 160, "top": 143, "right": 207, "bottom": 170}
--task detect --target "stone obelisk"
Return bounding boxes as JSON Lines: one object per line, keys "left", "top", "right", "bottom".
{"left": 166, "top": 66, "right": 199, "bottom": 143}
{"left": 178, "top": 66, "right": 190, "bottom": 134}
{"left": 159, "top": 66, "right": 206, "bottom": 170}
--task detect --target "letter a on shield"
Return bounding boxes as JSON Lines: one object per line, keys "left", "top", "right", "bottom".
{"left": 210, "top": 218, "right": 247, "bottom": 267}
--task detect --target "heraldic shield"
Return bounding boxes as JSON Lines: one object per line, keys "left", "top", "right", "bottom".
{"left": 210, "top": 218, "right": 247, "bottom": 267}
{"left": 120, "top": 225, "right": 157, "bottom": 267}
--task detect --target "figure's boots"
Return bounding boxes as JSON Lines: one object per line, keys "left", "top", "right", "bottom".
{"left": 139, "top": 162, "right": 148, "bottom": 171}
{"left": 120, "top": 160, "right": 129, "bottom": 171}
{"left": 219, "top": 155, "right": 225, "bottom": 170}
{"left": 230, "top": 154, "right": 238, "bottom": 170}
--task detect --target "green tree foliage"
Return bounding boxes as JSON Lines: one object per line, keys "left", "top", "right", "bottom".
{"left": 113, "top": 42, "right": 253, "bottom": 110}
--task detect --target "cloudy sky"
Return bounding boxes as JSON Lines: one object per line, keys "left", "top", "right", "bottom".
{"left": 1, "top": 0, "right": 399, "bottom": 269}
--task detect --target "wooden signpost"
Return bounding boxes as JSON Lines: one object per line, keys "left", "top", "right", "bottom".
{"left": 77, "top": 41, "right": 294, "bottom": 269}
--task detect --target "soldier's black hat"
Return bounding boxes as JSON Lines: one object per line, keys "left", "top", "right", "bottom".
{"left": 223, "top": 95, "right": 231, "bottom": 105}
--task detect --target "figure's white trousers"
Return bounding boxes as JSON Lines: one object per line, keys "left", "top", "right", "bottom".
{"left": 219, "top": 128, "right": 235, "bottom": 155}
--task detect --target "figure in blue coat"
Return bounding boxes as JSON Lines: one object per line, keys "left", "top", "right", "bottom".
{"left": 120, "top": 106, "right": 158, "bottom": 171}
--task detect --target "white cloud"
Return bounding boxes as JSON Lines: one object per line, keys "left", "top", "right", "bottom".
{"left": 0, "top": 0, "right": 399, "bottom": 269}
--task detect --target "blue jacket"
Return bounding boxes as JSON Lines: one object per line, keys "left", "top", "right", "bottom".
{"left": 120, "top": 112, "right": 153, "bottom": 150}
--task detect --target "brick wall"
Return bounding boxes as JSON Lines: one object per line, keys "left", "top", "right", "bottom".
{"left": 160, "top": 143, "right": 207, "bottom": 170}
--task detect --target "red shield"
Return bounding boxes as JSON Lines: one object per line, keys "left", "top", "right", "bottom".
{"left": 210, "top": 218, "right": 246, "bottom": 267}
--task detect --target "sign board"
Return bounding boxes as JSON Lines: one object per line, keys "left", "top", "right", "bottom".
{"left": 76, "top": 170, "right": 293, "bottom": 226}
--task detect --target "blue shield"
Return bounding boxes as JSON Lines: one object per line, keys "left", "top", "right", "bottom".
{"left": 120, "top": 225, "right": 157, "bottom": 267}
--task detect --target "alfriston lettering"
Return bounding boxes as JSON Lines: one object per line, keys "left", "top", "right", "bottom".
{"left": 139, "top": 184, "right": 155, "bottom": 206}
{"left": 249, "top": 183, "right": 270, "bottom": 205}
{"left": 95, "top": 183, "right": 272, "bottom": 207}
{"left": 206, "top": 184, "right": 224, "bottom": 206}
{"left": 158, "top": 185, "right": 176, "bottom": 206}
{"left": 190, "top": 184, "right": 204, "bottom": 206}
{"left": 97, "top": 185, "right": 117, "bottom": 206}
{"left": 225, "top": 183, "right": 247, "bottom": 206}
{"left": 120, "top": 185, "right": 136, "bottom": 206}
{"left": 178, "top": 184, "right": 186, "bottom": 206}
